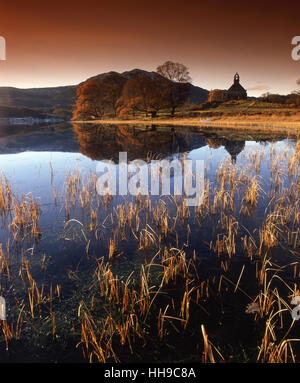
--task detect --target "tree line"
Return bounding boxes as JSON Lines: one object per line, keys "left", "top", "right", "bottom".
{"left": 73, "top": 61, "right": 192, "bottom": 120}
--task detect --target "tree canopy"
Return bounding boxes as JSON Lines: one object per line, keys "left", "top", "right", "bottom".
{"left": 156, "top": 61, "right": 192, "bottom": 83}
{"left": 73, "top": 70, "right": 193, "bottom": 120}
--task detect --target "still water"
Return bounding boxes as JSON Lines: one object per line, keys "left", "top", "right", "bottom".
{"left": 0, "top": 122, "right": 298, "bottom": 362}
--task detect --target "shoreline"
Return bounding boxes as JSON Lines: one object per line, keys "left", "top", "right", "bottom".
{"left": 73, "top": 116, "right": 300, "bottom": 133}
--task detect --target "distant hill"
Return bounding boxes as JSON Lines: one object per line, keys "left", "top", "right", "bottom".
{"left": 85, "top": 68, "right": 180, "bottom": 84}
{"left": 0, "top": 105, "right": 55, "bottom": 119}
{"left": 84, "top": 69, "right": 209, "bottom": 106}
{"left": 0, "top": 86, "right": 77, "bottom": 108}
{"left": 0, "top": 69, "right": 209, "bottom": 119}
{"left": 0, "top": 86, "right": 77, "bottom": 120}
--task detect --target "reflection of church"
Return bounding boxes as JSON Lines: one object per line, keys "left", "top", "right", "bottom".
{"left": 206, "top": 138, "right": 245, "bottom": 163}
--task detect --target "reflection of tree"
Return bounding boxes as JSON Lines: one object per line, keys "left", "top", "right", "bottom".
{"left": 73, "top": 124, "right": 176, "bottom": 161}
{"left": 114, "top": 126, "right": 175, "bottom": 157}
{"left": 72, "top": 124, "right": 207, "bottom": 162}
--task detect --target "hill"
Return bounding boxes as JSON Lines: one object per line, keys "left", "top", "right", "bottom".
{"left": 0, "top": 69, "right": 209, "bottom": 120}
{"left": 0, "top": 85, "right": 77, "bottom": 108}
{"left": 85, "top": 68, "right": 209, "bottom": 105}
{"left": 0, "top": 105, "right": 54, "bottom": 119}
{"left": 188, "top": 99, "right": 300, "bottom": 117}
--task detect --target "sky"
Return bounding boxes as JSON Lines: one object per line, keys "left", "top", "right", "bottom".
{"left": 0, "top": 0, "right": 299, "bottom": 96}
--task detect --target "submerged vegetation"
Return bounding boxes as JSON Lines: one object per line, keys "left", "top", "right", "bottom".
{"left": 0, "top": 127, "right": 299, "bottom": 363}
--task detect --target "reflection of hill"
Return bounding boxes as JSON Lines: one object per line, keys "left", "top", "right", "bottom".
{"left": 0, "top": 123, "right": 79, "bottom": 154}
{"left": 72, "top": 124, "right": 208, "bottom": 161}
{"left": 0, "top": 121, "right": 288, "bottom": 161}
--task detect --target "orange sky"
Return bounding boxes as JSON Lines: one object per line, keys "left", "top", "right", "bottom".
{"left": 0, "top": 0, "right": 299, "bottom": 96}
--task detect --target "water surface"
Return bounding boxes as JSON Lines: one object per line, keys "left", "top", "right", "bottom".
{"left": 0, "top": 122, "right": 297, "bottom": 362}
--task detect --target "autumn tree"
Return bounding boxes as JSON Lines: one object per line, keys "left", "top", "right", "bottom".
{"left": 101, "top": 74, "right": 124, "bottom": 117}
{"left": 208, "top": 89, "right": 227, "bottom": 102}
{"left": 119, "top": 75, "right": 167, "bottom": 118}
{"left": 73, "top": 75, "right": 124, "bottom": 120}
{"left": 160, "top": 81, "right": 189, "bottom": 117}
{"left": 73, "top": 80, "right": 107, "bottom": 120}
{"left": 156, "top": 61, "right": 192, "bottom": 83}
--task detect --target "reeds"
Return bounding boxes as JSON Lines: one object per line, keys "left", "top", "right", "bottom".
{"left": 61, "top": 144, "right": 300, "bottom": 362}
{"left": 0, "top": 141, "right": 299, "bottom": 363}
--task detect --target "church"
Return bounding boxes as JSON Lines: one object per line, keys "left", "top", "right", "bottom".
{"left": 227, "top": 73, "right": 247, "bottom": 100}
{"left": 208, "top": 73, "right": 248, "bottom": 103}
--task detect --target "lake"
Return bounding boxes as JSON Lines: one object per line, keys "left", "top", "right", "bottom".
{"left": 0, "top": 122, "right": 299, "bottom": 363}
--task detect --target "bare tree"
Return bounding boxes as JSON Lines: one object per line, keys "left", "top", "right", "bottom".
{"left": 156, "top": 61, "right": 192, "bottom": 83}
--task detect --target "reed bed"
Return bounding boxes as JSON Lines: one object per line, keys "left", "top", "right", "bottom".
{"left": 0, "top": 139, "right": 299, "bottom": 362}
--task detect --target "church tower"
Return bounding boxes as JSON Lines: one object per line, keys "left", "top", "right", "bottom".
{"left": 234, "top": 73, "right": 240, "bottom": 84}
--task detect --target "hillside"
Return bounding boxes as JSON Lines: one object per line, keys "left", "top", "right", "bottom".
{"left": 0, "top": 69, "right": 209, "bottom": 120}
{"left": 85, "top": 69, "right": 209, "bottom": 106}
{"left": 0, "top": 105, "right": 54, "bottom": 119}
{"left": 0, "top": 85, "right": 77, "bottom": 109}
{"left": 186, "top": 99, "right": 300, "bottom": 118}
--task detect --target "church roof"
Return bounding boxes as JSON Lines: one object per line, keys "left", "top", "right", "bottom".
{"left": 228, "top": 82, "right": 246, "bottom": 93}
